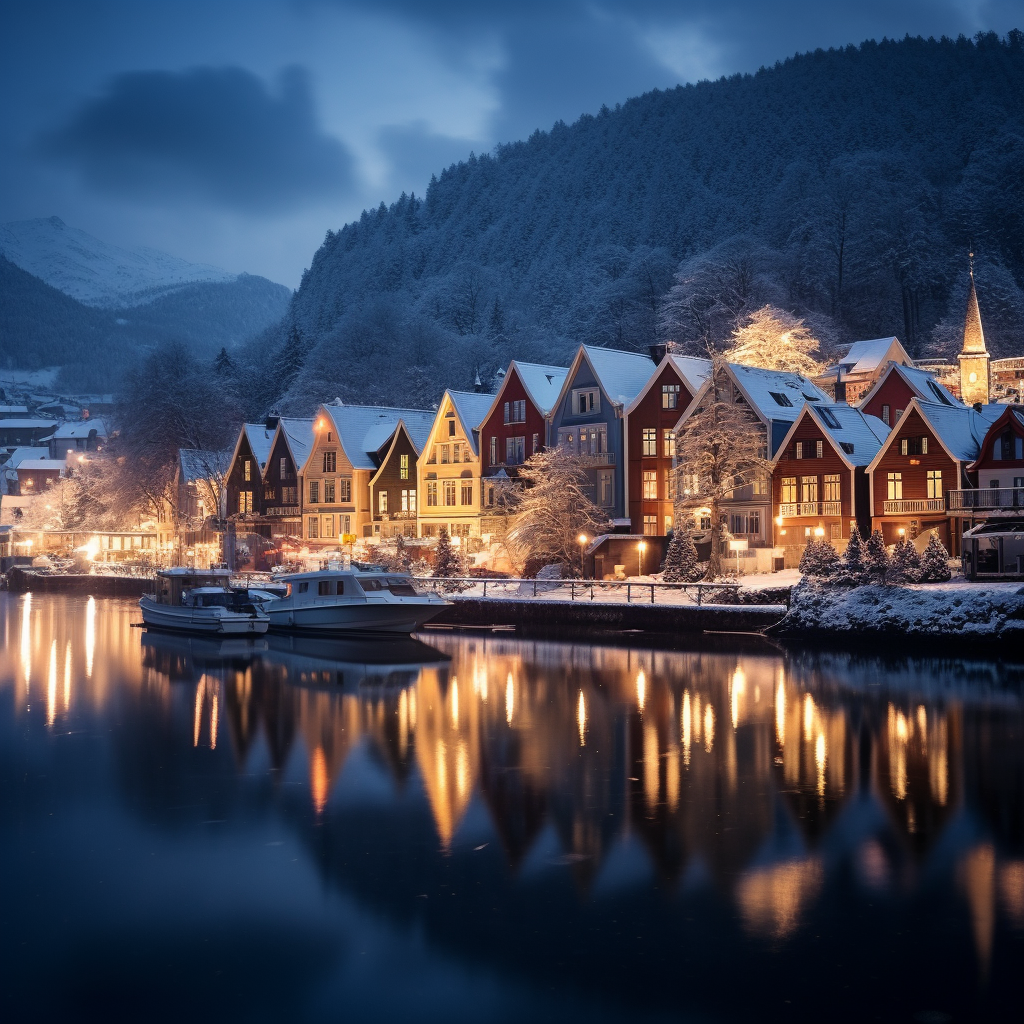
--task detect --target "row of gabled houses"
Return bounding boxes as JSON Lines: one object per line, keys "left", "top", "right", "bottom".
{"left": 216, "top": 273, "right": 1022, "bottom": 574}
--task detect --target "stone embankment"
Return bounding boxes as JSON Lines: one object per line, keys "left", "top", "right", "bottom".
{"left": 3, "top": 567, "right": 152, "bottom": 597}
{"left": 769, "top": 580, "right": 1024, "bottom": 646}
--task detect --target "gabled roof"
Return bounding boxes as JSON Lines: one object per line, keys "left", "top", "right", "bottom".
{"left": 726, "top": 363, "right": 832, "bottom": 421}
{"left": 369, "top": 419, "right": 426, "bottom": 488}
{"left": 444, "top": 391, "right": 496, "bottom": 455}
{"left": 857, "top": 362, "right": 961, "bottom": 411}
{"left": 178, "top": 448, "right": 231, "bottom": 484}
{"left": 509, "top": 362, "right": 569, "bottom": 416}
{"left": 771, "top": 403, "right": 891, "bottom": 470}
{"left": 243, "top": 423, "right": 275, "bottom": 469}
{"left": 15, "top": 458, "right": 65, "bottom": 473}
{"left": 967, "top": 406, "right": 1024, "bottom": 471}
{"left": 866, "top": 399, "right": 1003, "bottom": 472}
{"left": 0, "top": 405, "right": 29, "bottom": 415}
{"left": 625, "top": 352, "right": 713, "bottom": 415}
{"left": 273, "top": 417, "right": 315, "bottom": 476}
{"left": 4, "top": 446, "right": 48, "bottom": 468}
{"left": 323, "top": 404, "right": 437, "bottom": 470}
{"left": 53, "top": 419, "right": 107, "bottom": 439}
{"left": 821, "top": 337, "right": 911, "bottom": 378}
{"left": 582, "top": 345, "right": 658, "bottom": 406}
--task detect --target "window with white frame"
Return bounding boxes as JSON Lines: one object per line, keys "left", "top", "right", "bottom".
{"left": 506, "top": 436, "right": 525, "bottom": 465}
{"left": 322, "top": 515, "right": 335, "bottom": 538}
{"left": 823, "top": 474, "right": 841, "bottom": 502}
{"left": 308, "top": 516, "right": 319, "bottom": 539}
{"left": 447, "top": 418, "right": 456, "bottom": 437}
{"left": 461, "top": 481, "right": 473, "bottom": 505}
{"left": 400, "top": 454, "right": 409, "bottom": 480}
{"left": 573, "top": 389, "right": 599, "bottom": 415}
{"left": 781, "top": 477, "right": 797, "bottom": 503}
{"left": 532, "top": 433, "right": 539, "bottom": 454}
{"left": 663, "top": 429, "right": 675, "bottom": 459}
{"left": 642, "top": 470, "right": 657, "bottom": 499}
{"left": 244, "top": 459, "right": 251, "bottom": 482}
{"left": 324, "top": 481, "right": 335, "bottom": 503}
{"left": 490, "top": 436, "right": 497, "bottom": 465}
{"left": 323, "top": 451, "right": 336, "bottom": 473}
{"left": 662, "top": 384, "right": 680, "bottom": 409}
{"left": 598, "top": 470, "right": 613, "bottom": 506}
{"left": 926, "top": 470, "right": 942, "bottom": 499}
{"left": 378, "top": 490, "right": 388, "bottom": 514}
{"left": 339, "top": 478, "right": 351, "bottom": 503}
{"left": 280, "top": 457, "right": 288, "bottom": 479}
{"left": 800, "top": 476, "right": 818, "bottom": 502}
{"left": 453, "top": 443, "right": 461, "bottom": 463}
{"left": 308, "top": 480, "right": 319, "bottom": 504}
{"left": 642, "top": 428, "right": 657, "bottom": 457}
{"left": 441, "top": 445, "right": 450, "bottom": 464}
{"left": 444, "top": 481, "right": 457, "bottom": 506}
{"left": 887, "top": 472, "right": 903, "bottom": 500}
{"left": 427, "top": 482, "right": 438, "bottom": 506}
{"left": 643, "top": 515, "right": 658, "bottom": 535}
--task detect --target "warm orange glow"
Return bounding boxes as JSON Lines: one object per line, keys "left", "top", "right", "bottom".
{"left": 47, "top": 639, "right": 57, "bottom": 726}
{"left": 63, "top": 641, "right": 72, "bottom": 711}
{"left": 815, "top": 731, "right": 826, "bottom": 797}
{"left": 450, "top": 678, "right": 459, "bottom": 729}
{"left": 21, "top": 593, "right": 31, "bottom": 692}
{"left": 704, "top": 703, "right": 715, "bottom": 753}
{"left": 505, "top": 673, "right": 514, "bottom": 724}
{"left": 577, "top": 690, "right": 586, "bottom": 745}
{"left": 736, "top": 858, "right": 824, "bottom": 939}
{"left": 210, "top": 687, "right": 219, "bottom": 750}
{"left": 636, "top": 669, "right": 646, "bottom": 712}
{"left": 193, "top": 678, "right": 206, "bottom": 747}
{"left": 681, "top": 690, "right": 692, "bottom": 765}
{"left": 85, "top": 597, "right": 96, "bottom": 679}
{"left": 731, "top": 666, "right": 745, "bottom": 729}
{"left": 775, "top": 679, "right": 786, "bottom": 747}
{"left": 310, "top": 746, "right": 329, "bottom": 814}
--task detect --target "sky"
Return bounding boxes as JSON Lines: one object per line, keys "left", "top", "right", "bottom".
{"left": 1, "top": 1, "right": 1021, "bottom": 289}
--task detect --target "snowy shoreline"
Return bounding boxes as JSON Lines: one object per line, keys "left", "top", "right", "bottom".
{"left": 771, "top": 580, "right": 1024, "bottom": 644}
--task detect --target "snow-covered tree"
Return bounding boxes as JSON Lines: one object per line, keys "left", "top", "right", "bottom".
{"left": 432, "top": 526, "right": 464, "bottom": 591}
{"left": 838, "top": 528, "right": 868, "bottom": 585}
{"left": 919, "top": 533, "right": 953, "bottom": 582}
{"left": 865, "top": 530, "right": 890, "bottom": 584}
{"left": 508, "top": 446, "right": 612, "bottom": 576}
{"left": 673, "top": 358, "right": 771, "bottom": 578}
{"left": 890, "top": 536, "right": 922, "bottom": 583}
{"left": 724, "top": 305, "right": 826, "bottom": 376}
{"left": 661, "top": 527, "right": 702, "bottom": 582}
{"left": 799, "top": 537, "right": 840, "bottom": 578}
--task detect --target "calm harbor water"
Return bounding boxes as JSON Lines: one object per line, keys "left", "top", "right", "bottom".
{"left": 1, "top": 594, "right": 1022, "bottom": 1023}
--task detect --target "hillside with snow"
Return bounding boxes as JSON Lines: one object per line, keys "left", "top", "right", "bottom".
{"left": 0, "top": 216, "right": 235, "bottom": 308}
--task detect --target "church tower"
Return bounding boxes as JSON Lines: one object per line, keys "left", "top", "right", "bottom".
{"left": 958, "top": 255, "right": 990, "bottom": 406}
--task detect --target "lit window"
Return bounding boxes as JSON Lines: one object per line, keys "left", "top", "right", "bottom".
{"left": 926, "top": 470, "right": 942, "bottom": 499}
{"left": 887, "top": 472, "right": 903, "bottom": 500}
{"left": 378, "top": 491, "right": 388, "bottom": 514}
{"left": 800, "top": 476, "right": 818, "bottom": 503}
{"left": 781, "top": 477, "right": 797, "bottom": 503}
{"left": 427, "top": 482, "right": 438, "bottom": 506}
{"left": 662, "top": 384, "right": 680, "bottom": 409}
{"left": 400, "top": 454, "right": 409, "bottom": 480}
{"left": 642, "top": 428, "right": 657, "bottom": 457}
{"left": 643, "top": 515, "right": 658, "bottom": 535}
{"left": 244, "top": 459, "right": 251, "bottom": 482}
{"left": 643, "top": 470, "right": 657, "bottom": 499}
{"left": 816, "top": 440, "right": 823, "bottom": 458}
{"left": 796, "top": 442, "right": 803, "bottom": 459}
{"left": 823, "top": 474, "right": 841, "bottom": 502}
{"left": 663, "top": 429, "right": 675, "bottom": 459}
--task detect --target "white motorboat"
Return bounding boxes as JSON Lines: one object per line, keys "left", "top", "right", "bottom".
{"left": 140, "top": 568, "right": 270, "bottom": 635}
{"left": 253, "top": 567, "right": 449, "bottom": 635}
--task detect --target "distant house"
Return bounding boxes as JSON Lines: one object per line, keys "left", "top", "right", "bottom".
{"left": 951, "top": 406, "right": 1024, "bottom": 518}
{"left": 302, "top": 403, "right": 437, "bottom": 548}
{"left": 624, "top": 351, "right": 711, "bottom": 536}
{"left": 48, "top": 420, "right": 107, "bottom": 460}
{"left": 417, "top": 390, "right": 496, "bottom": 541}
{"left": 368, "top": 418, "right": 434, "bottom": 539}
{"left": 675, "top": 363, "right": 833, "bottom": 553}
{"left": 0, "top": 447, "right": 48, "bottom": 495}
{"left": 771, "top": 403, "right": 890, "bottom": 562}
{"left": 0, "top": 419, "right": 58, "bottom": 447}
{"left": 815, "top": 337, "right": 913, "bottom": 403}
{"left": 12, "top": 458, "right": 66, "bottom": 496}
{"left": 865, "top": 399, "right": 1002, "bottom": 552}
{"left": 0, "top": 405, "right": 30, "bottom": 419}
{"left": 262, "top": 416, "right": 313, "bottom": 526}
{"left": 225, "top": 420, "right": 276, "bottom": 519}
{"left": 548, "top": 346, "right": 659, "bottom": 523}
{"left": 858, "top": 363, "right": 961, "bottom": 427}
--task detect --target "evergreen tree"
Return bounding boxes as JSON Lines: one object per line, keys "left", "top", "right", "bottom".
{"left": 394, "top": 532, "right": 411, "bottom": 572}
{"left": 662, "top": 527, "right": 701, "bottom": 582}
{"left": 214, "top": 347, "right": 233, "bottom": 374}
{"left": 890, "top": 536, "right": 922, "bottom": 583}
{"left": 799, "top": 537, "right": 840, "bottom": 579}
{"left": 432, "top": 526, "right": 464, "bottom": 591}
{"left": 865, "top": 530, "right": 890, "bottom": 584}
{"left": 919, "top": 533, "right": 953, "bottom": 582}
{"left": 279, "top": 325, "right": 305, "bottom": 390}
{"left": 839, "top": 528, "right": 868, "bottom": 585}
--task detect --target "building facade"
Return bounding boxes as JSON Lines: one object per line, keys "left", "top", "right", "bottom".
{"left": 858, "top": 363, "right": 961, "bottom": 427}
{"left": 369, "top": 421, "right": 425, "bottom": 539}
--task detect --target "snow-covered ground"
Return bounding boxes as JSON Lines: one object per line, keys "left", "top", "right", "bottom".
{"left": 776, "top": 580, "right": 1024, "bottom": 639}
{"left": 0, "top": 216, "right": 233, "bottom": 307}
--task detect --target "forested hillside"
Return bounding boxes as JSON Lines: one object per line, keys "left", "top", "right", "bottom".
{"left": 268, "top": 32, "right": 1023, "bottom": 413}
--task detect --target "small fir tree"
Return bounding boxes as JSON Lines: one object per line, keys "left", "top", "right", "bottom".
{"left": 838, "top": 528, "right": 868, "bottom": 585}
{"left": 661, "top": 528, "right": 702, "bottom": 583}
{"left": 864, "top": 530, "right": 890, "bottom": 584}
{"left": 799, "top": 537, "right": 840, "bottom": 579}
{"left": 919, "top": 533, "right": 952, "bottom": 582}
{"left": 432, "top": 526, "right": 464, "bottom": 591}
{"left": 394, "top": 533, "right": 411, "bottom": 572}
{"left": 889, "top": 536, "right": 922, "bottom": 584}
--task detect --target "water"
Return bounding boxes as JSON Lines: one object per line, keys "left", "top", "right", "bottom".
{"left": 1, "top": 594, "right": 1022, "bottom": 1023}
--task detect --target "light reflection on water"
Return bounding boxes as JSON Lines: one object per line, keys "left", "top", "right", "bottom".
{"left": 1, "top": 593, "right": 1023, "bottom": 1023}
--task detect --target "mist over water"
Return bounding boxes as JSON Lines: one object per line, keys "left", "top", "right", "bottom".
{"left": 1, "top": 594, "right": 1021, "bottom": 1022}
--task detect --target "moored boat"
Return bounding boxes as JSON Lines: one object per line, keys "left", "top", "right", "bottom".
{"left": 253, "top": 567, "right": 448, "bottom": 635}
{"left": 140, "top": 568, "right": 270, "bottom": 635}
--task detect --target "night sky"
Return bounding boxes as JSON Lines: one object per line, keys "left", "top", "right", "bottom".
{"left": 2, "top": 1, "right": 1021, "bottom": 287}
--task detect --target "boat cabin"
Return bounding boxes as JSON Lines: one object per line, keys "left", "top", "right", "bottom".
{"left": 152, "top": 568, "right": 233, "bottom": 605}
{"left": 962, "top": 519, "right": 1024, "bottom": 580}
{"left": 283, "top": 570, "right": 420, "bottom": 601}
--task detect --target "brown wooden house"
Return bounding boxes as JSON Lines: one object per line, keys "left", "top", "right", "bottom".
{"left": 866, "top": 399, "right": 1002, "bottom": 552}
{"left": 625, "top": 353, "right": 711, "bottom": 536}
{"left": 771, "top": 404, "right": 890, "bottom": 563}
{"left": 368, "top": 419, "right": 433, "bottom": 538}
{"left": 858, "top": 362, "right": 961, "bottom": 428}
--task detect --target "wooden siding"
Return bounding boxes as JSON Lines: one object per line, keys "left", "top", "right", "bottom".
{"left": 369, "top": 429, "right": 419, "bottom": 536}
{"left": 480, "top": 366, "right": 548, "bottom": 475}
{"left": 225, "top": 433, "right": 262, "bottom": 517}
{"left": 870, "top": 409, "right": 957, "bottom": 518}
{"left": 417, "top": 395, "right": 485, "bottom": 537}
{"left": 261, "top": 432, "right": 301, "bottom": 514}
{"left": 972, "top": 409, "right": 1024, "bottom": 485}
{"left": 302, "top": 417, "right": 358, "bottom": 543}
{"left": 860, "top": 372, "right": 916, "bottom": 426}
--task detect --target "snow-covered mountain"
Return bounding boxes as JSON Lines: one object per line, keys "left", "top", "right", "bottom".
{"left": 0, "top": 216, "right": 235, "bottom": 308}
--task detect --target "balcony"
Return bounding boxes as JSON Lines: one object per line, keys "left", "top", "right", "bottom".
{"left": 883, "top": 498, "right": 945, "bottom": 514}
{"left": 947, "top": 487, "right": 1024, "bottom": 512}
{"left": 264, "top": 505, "right": 300, "bottom": 517}
{"left": 778, "top": 501, "right": 842, "bottom": 518}
{"left": 579, "top": 452, "right": 615, "bottom": 466}
{"left": 376, "top": 511, "right": 417, "bottom": 521}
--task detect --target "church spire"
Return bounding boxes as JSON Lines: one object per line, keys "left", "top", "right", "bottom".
{"left": 961, "top": 251, "right": 987, "bottom": 356}
{"left": 958, "top": 253, "right": 990, "bottom": 405}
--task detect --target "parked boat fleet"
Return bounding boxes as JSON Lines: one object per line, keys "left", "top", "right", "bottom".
{"left": 138, "top": 565, "right": 449, "bottom": 637}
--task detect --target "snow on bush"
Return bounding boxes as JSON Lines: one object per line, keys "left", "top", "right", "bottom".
{"left": 919, "top": 534, "right": 953, "bottom": 582}
{"left": 662, "top": 528, "right": 704, "bottom": 583}
{"left": 889, "top": 537, "right": 922, "bottom": 584}
{"left": 798, "top": 537, "right": 839, "bottom": 579}
{"left": 775, "top": 580, "right": 1024, "bottom": 639}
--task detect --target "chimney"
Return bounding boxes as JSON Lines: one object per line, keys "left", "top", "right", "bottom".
{"left": 834, "top": 367, "right": 847, "bottom": 404}
{"left": 265, "top": 410, "right": 280, "bottom": 431}
{"left": 648, "top": 343, "right": 667, "bottom": 365}
{"left": 973, "top": 402, "right": 983, "bottom": 413}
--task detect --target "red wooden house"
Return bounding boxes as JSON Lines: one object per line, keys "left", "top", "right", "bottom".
{"left": 624, "top": 353, "right": 711, "bottom": 536}
{"left": 952, "top": 406, "right": 1024, "bottom": 518}
{"left": 858, "top": 362, "right": 961, "bottom": 428}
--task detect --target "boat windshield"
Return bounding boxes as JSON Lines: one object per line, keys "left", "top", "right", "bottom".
{"left": 359, "top": 576, "right": 419, "bottom": 596}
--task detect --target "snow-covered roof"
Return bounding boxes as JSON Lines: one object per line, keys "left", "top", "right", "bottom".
{"left": 16, "top": 459, "right": 65, "bottom": 473}
{"left": 0, "top": 418, "right": 58, "bottom": 430}
{"left": 0, "top": 406, "right": 29, "bottom": 415}
{"left": 823, "top": 337, "right": 911, "bottom": 377}
{"left": 278, "top": 417, "right": 314, "bottom": 474}
{"left": 53, "top": 419, "right": 107, "bottom": 439}
{"left": 324, "top": 405, "right": 438, "bottom": 469}
{"left": 910, "top": 400, "right": 1003, "bottom": 463}
{"left": 774, "top": 404, "right": 891, "bottom": 469}
{"left": 667, "top": 355, "right": 713, "bottom": 393}
{"left": 510, "top": 361, "right": 569, "bottom": 416}
{"left": 857, "top": 362, "right": 961, "bottom": 410}
{"left": 727, "top": 363, "right": 832, "bottom": 421}
{"left": 583, "top": 345, "right": 657, "bottom": 405}
{"left": 445, "top": 391, "right": 497, "bottom": 454}
{"left": 242, "top": 423, "right": 275, "bottom": 469}
{"left": 179, "top": 448, "right": 231, "bottom": 484}
{"left": 4, "top": 446, "right": 48, "bottom": 468}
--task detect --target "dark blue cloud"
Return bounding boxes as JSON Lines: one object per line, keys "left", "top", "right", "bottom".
{"left": 377, "top": 122, "right": 481, "bottom": 197}
{"left": 38, "top": 65, "right": 354, "bottom": 214}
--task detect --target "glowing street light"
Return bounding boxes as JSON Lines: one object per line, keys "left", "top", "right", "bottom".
{"left": 814, "top": 526, "right": 825, "bottom": 538}
{"left": 637, "top": 540, "right": 647, "bottom": 576}
{"left": 578, "top": 533, "right": 588, "bottom": 576}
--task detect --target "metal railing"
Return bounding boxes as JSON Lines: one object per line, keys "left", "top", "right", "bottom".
{"left": 947, "top": 488, "right": 1024, "bottom": 511}
{"left": 412, "top": 576, "right": 749, "bottom": 606}
{"left": 779, "top": 501, "right": 842, "bottom": 517}
{"left": 883, "top": 498, "right": 944, "bottom": 514}
{"left": 264, "top": 506, "right": 300, "bottom": 517}
{"left": 579, "top": 453, "right": 615, "bottom": 466}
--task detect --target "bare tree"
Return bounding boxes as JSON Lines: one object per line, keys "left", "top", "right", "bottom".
{"left": 724, "top": 305, "right": 825, "bottom": 376}
{"left": 508, "top": 447, "right": 611, "bottom": 575}
{"left": 673, "top": 359, "right": 771, "bottom": 578}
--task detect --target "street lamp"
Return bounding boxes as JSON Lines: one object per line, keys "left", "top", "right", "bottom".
{"left": 638, "top": 540, "right": 647, "bottom": 577}
{"left": 577, "top": 533, "right": 588, "bottom": 577}
{"left": 814, "top": 526, "right": 825, "bottom": 538}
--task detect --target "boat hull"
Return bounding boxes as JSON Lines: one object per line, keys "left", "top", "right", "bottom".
{"left": 139, "top": 596, "right": 269, "bottom": 635}
{"left": 266, "top": 599, "right": 445, "bottom": 635}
